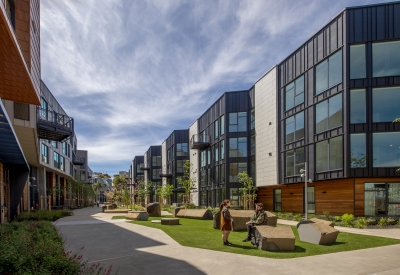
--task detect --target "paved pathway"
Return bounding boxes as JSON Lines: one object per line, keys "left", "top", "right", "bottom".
{"left": 55, "top": 207, "right": 400, "bottom": 275}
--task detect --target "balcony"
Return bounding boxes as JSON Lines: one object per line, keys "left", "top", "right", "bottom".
{"left": 190, "top": 134, "right": 210, "bottom": 150}
{"left": 37, "top": 107, "right": 74, "bottom": 141}
{"left": 158, "top": 168, "right": 172, "bottom": 177}
{"left": 72, "top": 157, "right": 85, "bottom": 166}
{"left": 139, "top": 163, "right": 150, "bottom": 170}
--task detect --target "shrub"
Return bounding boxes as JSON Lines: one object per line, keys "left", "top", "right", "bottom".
{"left": 366, "top": 217, "right": 377, "bottom": 226}
{"left": 397, "top": 219, "right": 400, "bottom": 226}
{"left": 334, "top": 216, "right": 341, "bottom": 222}
{"left": 378, "top": 217, "right": 388, "bottom": 226}
{"left": 323, "top": 211, "right": 330, "bottom": 220}
{"left": 387, "top": 218, "right": 397, "bottom": 225}
{"left": 15, "top": 210, "right": 73, "bottom": 222}
{"left": 354, "top": 217, "right": 368, "bottom": 229}
{"left": 341, "top": 213, "right": 354, "bottom": 227}
{"left": 293, "top": 213, "right": 302, "bottom": 221}
{"left": 183, "top": 203, "right": 197, "bottom": 209}
{"left": 282, "top": 212, "right": 293, "bottom": 220}
{"left": 307, "top": 214, "right": 317, "bottom": 219}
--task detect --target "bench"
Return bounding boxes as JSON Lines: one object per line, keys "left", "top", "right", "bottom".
{"left": 125, "top": 211, "right": 149, "bottom": 221}
{"left": 176, "top": 209, "right": 213, "bottom": 220}
{"left": 161, "top": 218, "right": 180, "bottom": 225}
{"left": 104, "top": 209, "right": 131, "bottom": 214}
{"left": 297, "top": 220, "right": 339, "bottom": 245}
{"left": 251, "top": 225, "right": 295, "bottom": 251}
{"left": 213, "top": 210, "right": 277, "bottom": 231}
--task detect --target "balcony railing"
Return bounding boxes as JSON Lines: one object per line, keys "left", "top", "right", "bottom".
{"left": 158, "top": 168, "right": 172, "bottom": 177}
{"left": 139, "top": 163, "right": 150, "bottom": 170}
{"left": 37, "top": 107, "right": 74, "bottom": 141}
{"left": 190, "top": 134, "right": 210, "bottom": 149}
{"left": 72, "top": 157, "right": 85, "bottom": 166}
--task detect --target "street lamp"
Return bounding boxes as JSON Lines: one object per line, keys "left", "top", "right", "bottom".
{"left": 300, "top": 162, "right": 312, "bottom": 221}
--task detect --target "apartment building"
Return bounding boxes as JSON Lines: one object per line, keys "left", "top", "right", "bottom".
{"left": 1, "top": 0, "right": 41, "bottom": 221}
{"left": 131, "top": 156, "right": 144, "bottom": 184}
{"left": 142, "top": 146, "right": 162, "bottom": 202}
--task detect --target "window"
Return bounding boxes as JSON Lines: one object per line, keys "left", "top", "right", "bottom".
{"left": 215, "top": 143, "right": 219, "bottom": 162}
{"left": 62, "top": 142, "right": 67, "bottom": 155}
{"left": 152, "top": 169, "right": 160, "bottom": 180}
{"left": 201, "top": 150, "right": 206, "bottom": 167}
{"left": 201, "top": 191, "right": 206, "bottom": 206}
{"left": 285, "top": 147, "right": 305, "bottom": 176}
{"left": 214, "top": 120, "right": 219, "bottom": 138}
{"left": 251, "top": 135, "right": 255, "bottom": 156}
{"left": 51, "top": 141, "right": 58, "bottom": 148}
{"left": 250, "top": 108, "right": 255, "bottom": 130}
{"left": 220, "top": 164, "right": 225, "bottom": 184}
{"left": 285, "top": 75, "right": 304, "bottom": 110}
{"left": 229, "top": 163, "right": 247, "bottom": 182}
{"left": 67, "top": 144, "right": 70, "bottom": 158}
{"left": 372, "top": 87, "right": 400, "bottom": 123}
{"left": 40, "top": 97, "right": 48, "bottom": 119}
{"left": 60, "top": 156, "right": 65, "bottom": 171}
{"left": 307, "top": 186, "right": 315, "bottom": 214}
{"left": 167, "top": 149, "right": 171, "bottom": 162}
{"left": 285, "top": 112, "right": 304, "bottom": 143}
{"left": 350, "top": 44, "right": 366, "bottom": 79}
{"left": 220, "top": 140, "right": 225, "bottom": 160}
{"left": 350, "top": 89, "right": 366, "bottom": 123}
{"left": 250, "top": 161, "right": 256, "bottom": 182}
{"left": 316, "top": 136, "right": 343, "bottom": 172}
{"left": 215, "top": 165, "right": 219, "bottom": 185}
{"left": 80, "top": 171, "right": 86, "bottom": 181}
{"left": 229, "top": 137, "right": 247, "bottom": 157}
{"left": 207, "top": 169, "right": 211, "bottom": 186}
{"left": 274, "top": 189, "right": 282, "bottom": 212}
{"left": 373, "top": 41, "right": 400, "bottom": 77}
{"left": 176, "top": 143, "right": 188, "bottom": 156}
{"left": 14, "top": 102, "right": 29, "bottom": 120}
{"left": 177, "top": 160, "right": 184, "bottom": 173}
{"left": 152, "top": 156, "right": 161, "bottom": 166}
{"left": 41, "top": 143, "right": 48, "bottom": 164}
{"left": 351, "top": 134, "right": 366, "bottom": 168}
{"left": 230, "top": 188, "right": 239, "bottom": 208}
{"left": 315, "top": 50, "right": 342, "bottom": 95}
{"left": 315, "top": 93, "right": 342, "bottom": 134}
{"left": 200, "top": 170, "right": 206, "bottom": 187}
{"left": 229, "top": 112, "right": 247, "bottom": 132}
{"left": 373, "top": 132, "right": 400, "bottom": 167}
{"left": 70, "top": 161, "right": 73, "bottom": 176}
{"left": 136, "top": 164, "right": 141, "bottom": 173}
{"left": 54, "top": 152, "right": 59, "bottom": 168}
{"left": 365, "top": 183, "right": 400, "bottom": 216}
{"left": 207, "top": 147, "right": 211, "bottom": 165}
{"left": 220, "top": 115, "right": 225, "bottom": 135}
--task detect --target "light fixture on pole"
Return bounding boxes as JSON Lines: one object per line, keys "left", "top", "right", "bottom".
{"left": 300, "top": 162, "right": 312, "bottom": 221}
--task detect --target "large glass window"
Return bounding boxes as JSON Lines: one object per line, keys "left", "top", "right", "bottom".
{"left": 229, "top": 112, "right": 247, "bottom": 132}
{"left": 214, "top": 120, "right": 219, "bottom": 138}
{"left": 251, "top": 161, "right": 256, "bottom": 182}
{"left": 51, "top": 141, "right": 58, "bottom": 148}
{"left": 54, "top": 152, "right": 59, "bottom": 168}
{"left": 41, "top": 143, "right": 48, "bottom": 164}
{"left": 176, "top": 143, "right": 188, "bottom": 156}
{"left": 285, "top": 75, "right": 304, "bottom": 110}
{"left": 200, "top": 170, "right": 206, "bottom": 187}
{"left": 230, "top": 188, "right": 240, "bottom": 208}
{"left": 373, "top": 41, "right": 400, "bottom": 77}
{"left": 220, "top": 115, "right": 225, "bottom": 135}
{"left": 177, "top": 160, "right": 184, "bottom": 173}
{"left": 285, "top": 147, "right": 305, "bottom": 176}
{"left": 251, "top": 135, "right": 255, "bottom": 156}
{"left": 215, "top": 143, "right": 219, "bottom": 162}
{"left": 60, "top": 156, "right": 65, "bottom": 171}
{"left": 388, "top": 183, "right": 400, "bottom": 215}
{"left": 350, "top": 89, "right": 366, "bottom": 123}
{"left": 274, "top": 189, "right": 282, "bottom": 212}
{"left": 350, "top": 44, "right": 366, "bottom": 79}
{"left": 372, "top": 87, "right": 400, "bottom": 122}
{"left": 207, "top": 147, "right": 211, "bottom": 165}
{"left": 373, "top": 132, "right": 400, "bottom": 167}
{"left": 220, "top": 140, "right": 225, "bottom": 160}
{"left": 215, "top": 165, "right": 219, "bottom": 185}
{"left": 315, "top": 50, "right": 342, "bottom": 95}
{"left": 229, "top": 163, "right": 247, "bottom": 182}
{"left": 201, "top": 150, "right": 206, "bottom": 167}
{"left": 315, "top": 93, "right": 342, "bottom": 133}
{"left": 351, "top": 134, "right": 366, "bottom": 168}
{"left": 316, "top": 136, "right": 343, "bottom": 172}
{"left": 220, "top": 164, "right": 225, "bottom": 184}
{"left": 285, "top": 111, "right": 304, "bottom": 143}
{"left": 364, "top": 183, "right": 400, "bottom": 216}
{"left": 229, "top": 137, "right": 247, "bottom": 157}
{"left": 152, "top": 169, "right": 160, "bottom": 180}
{"left": 40, "top": 97, "right": 48, "bottom": 119}
{"left": 62, "top": 142, "right": 67, "bottom": 155}
{"left": 152, "top": 156, "right": 161, "bottom": 166}
{"left": 250, "top": 108, "right": 255, "bottom": 130}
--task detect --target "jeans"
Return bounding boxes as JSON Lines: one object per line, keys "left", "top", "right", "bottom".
{"left": 247, "top": 223, "right": 254, "bottom": 239}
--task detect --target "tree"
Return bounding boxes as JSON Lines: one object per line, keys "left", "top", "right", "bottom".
{"left": 350, "top": 153, "right": 366, "bottom": 168}
{"left": 136, "top": 180, "right": 155, "bottom": 205}
{"left": 112, "top": 175, "right": 127, "bottom": 204}
{"left": 156, "top": 183, "right": 174, "bottom": 206}
{"left": 177, "top": 160, "right": 197, "bottom": 205}
{"left": 92, "top": 181, "right": 106, "bottom": 203}
{"left": 238, "top": 171, "right": 257, "bottom": 210}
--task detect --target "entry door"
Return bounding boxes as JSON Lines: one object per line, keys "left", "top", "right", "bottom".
{"left": 374, "top": 184, "right": 386, "bottom": 215}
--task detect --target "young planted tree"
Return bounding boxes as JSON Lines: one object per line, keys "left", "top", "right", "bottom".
{"left": 112, "top": 175, "right": 128, "bottom": 205}
{"left": 136, "top": 180, "right": 154, "bottom": 205}
{"left": 156, "top": 183, "right": 174, "bottom": 206}
{"left": 92, "top": 181, "right": 106, "bottom": 203}
{"left": 238, "top": 171, "right": 257, "bottom": 210}
{"left": 177, "top": 160, "right": 197, "bottom": 206}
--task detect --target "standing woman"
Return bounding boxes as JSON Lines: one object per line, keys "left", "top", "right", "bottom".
{"left": 220, "top": 199, "right": 233, "bottom": 246}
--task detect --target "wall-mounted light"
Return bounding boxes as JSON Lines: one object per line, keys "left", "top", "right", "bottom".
{"left": 290, "top": 192, "right": 294, "bottom": 195}
{"left": 322, "top": 191, "right": 327, "bottom": 194}
{"left": 269, "top": 152, "right": 272, "bottom": 156}
{"left": 269, "top": 122, "right": 272, "bottom": 125}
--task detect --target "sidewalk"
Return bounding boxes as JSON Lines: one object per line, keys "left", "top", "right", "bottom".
{"left": 55, "top": 207, "right": 400, "bottom": 275}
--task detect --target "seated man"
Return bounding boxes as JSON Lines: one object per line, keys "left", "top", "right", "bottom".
{"left": 243, "top": 203, "right": 267, "bottom": 242}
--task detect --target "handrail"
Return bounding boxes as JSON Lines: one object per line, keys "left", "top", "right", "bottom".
{"left": 37, "top": 107, "right": 74, "bottom": 130}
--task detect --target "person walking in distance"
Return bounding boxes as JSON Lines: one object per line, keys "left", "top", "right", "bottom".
{"left": 220, "top": 199, "right": 233, "bottom": 246}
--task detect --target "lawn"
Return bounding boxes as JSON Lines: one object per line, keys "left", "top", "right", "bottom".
{"left": 125, "top": 216, "right": 400, "bottom": 259}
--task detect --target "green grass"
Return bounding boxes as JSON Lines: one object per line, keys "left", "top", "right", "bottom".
{"left": 128, "top": 217, "right": 400, "bottom": 259}
{"left": 111, "top": 215, "right": 127, "bottom": 220}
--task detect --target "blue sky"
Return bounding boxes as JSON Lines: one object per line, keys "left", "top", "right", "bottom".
{"left": 40, "top": 0, "right": 388, "bottom": 175}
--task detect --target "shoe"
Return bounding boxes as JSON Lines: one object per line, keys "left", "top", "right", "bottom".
{"left": 226, "top": 240, "right": 232, "bottom": 245}
{"left": 223, "top": 241, "right": 231, "bottom": 246}
{"left": 242, "top": 238, "right": 251, "bottom": 242}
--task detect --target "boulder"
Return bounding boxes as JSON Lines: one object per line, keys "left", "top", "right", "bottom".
{"left": 310, "top": 218, "right": 335, "bottom": 227}
{"left": 176, "top": 209, "right": 213, "bottom": 220}
{"left": 146, "top": 202, "right": 161, "bottom": 217}
{"left": 125, "top": 211, "right": 149, "bottom": 221}
{"left": 213, "top": 211, "right": 221, "bottom": 229}
{"left": 297, "top": 220, "right": 339, "bottom": 245}
{"left": 172, "top": 207, "right": 181, "bottom": 217}
{"left": 251, "top": 225, "right": 295, "bottom": 251}
{"left": 161, "top": 218, "right": 180, "bottom": 225}
{"left": 227, "top": 210, "right": 277, "bottom": 231}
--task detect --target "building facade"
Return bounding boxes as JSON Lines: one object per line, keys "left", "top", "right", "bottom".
{"left": 142, "top": 146, "right": 162, "bottom": 202}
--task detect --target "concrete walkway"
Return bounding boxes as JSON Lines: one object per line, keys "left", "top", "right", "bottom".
{"left": 55, "top": 207, "right": 400, "bottom": 275}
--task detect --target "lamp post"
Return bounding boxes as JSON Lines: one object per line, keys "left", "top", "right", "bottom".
{"left": 300, "top": 162, "right": 312, "bottom": 221}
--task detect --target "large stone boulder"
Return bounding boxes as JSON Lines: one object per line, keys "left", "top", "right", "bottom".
{"left": 310, "top": 218, "right": 335, "bottom": 227}
{"left": 161, "top": 218, "right": 180, "bottom": 225}
{"left": 125, "top": 211, "right": 149, "bottom": 221}
{"left": 251, "top": 225, "right": 295, "bottom": 251}
{"left": 297, "top": 220, "right": 339, "bottom": 245}
{"left": 172, "top": 207, "right": 181, "bottom": 217}
{"left": 212, "top": 210, "right": 277, "bottom": 231}
{"left": 176, "top": 209, "right": 213, "bottom": 220}
{"left": 146, "top": 202, "right": 161, "bottom": 217}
